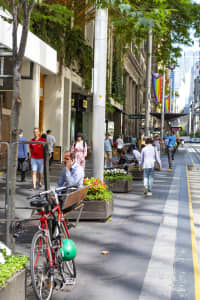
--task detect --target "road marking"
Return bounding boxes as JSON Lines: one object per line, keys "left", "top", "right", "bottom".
{"left": 186, "top": 167, "right": 200, "bottom": 299}
{"left": 139, "top": 169, "right": 179, "bottom": 300}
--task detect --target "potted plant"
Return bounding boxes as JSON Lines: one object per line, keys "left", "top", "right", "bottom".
{"left": 128, "top": 166, "right": 143, "bottom": 180}
{"left": 0, "top": 243, "right": 28, "bottom": 300}
{"left": 104, "top": 169, "right": 133, "bottom": 193}
{"left": 68, "top": 177, "right": 113, "bottom": 221}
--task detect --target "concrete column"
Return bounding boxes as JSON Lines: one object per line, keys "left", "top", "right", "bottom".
{"left": 93, "top": 8, "right": 108, "bottom": 180}
{"left": 63, "top": 77, "right": 72, "bottom": 151}
{"left": 20, "top": 62, "right": 40, "bottom": 139}
{"left": 43, "top": 73, "right": 64, "bottom": 150}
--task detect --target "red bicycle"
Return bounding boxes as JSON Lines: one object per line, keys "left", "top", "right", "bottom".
{"left": 28, "top": 186, "right": 79, "bottom": 300}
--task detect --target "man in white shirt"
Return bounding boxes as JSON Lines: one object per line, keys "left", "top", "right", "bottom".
{"left": 133, "top": 146, "right": 141, "bottom": 164}
{"left": 58, "top": 151, "right": 84, "bottom": 189}
{"left": 116, "top": 135, "right": 124, "bottom": 153}
{"left": 46, "top": 130, "right": 56, "bottom": 167}
{"left": 140, "top": 138, "right": 161, "bottom": 196}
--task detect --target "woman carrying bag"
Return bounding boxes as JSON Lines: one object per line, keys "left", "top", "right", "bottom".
{"left": 71, "top": 132, "right": 87, "bottom": 170}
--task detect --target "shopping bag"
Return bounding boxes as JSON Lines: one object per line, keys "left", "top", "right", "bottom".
{"left": 22, "top": 160, "right": 29, "bottom": 172}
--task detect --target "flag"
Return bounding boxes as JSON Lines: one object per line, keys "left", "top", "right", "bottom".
{"left": 164, "top": 96, "right": 170, "bottom": 113}
{"left": 152, "top": 73, "right": 163, "bottom": 103}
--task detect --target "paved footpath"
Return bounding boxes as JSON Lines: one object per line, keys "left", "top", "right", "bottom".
{"left": 1, "top": 147, "right": 200, "bottom": 299}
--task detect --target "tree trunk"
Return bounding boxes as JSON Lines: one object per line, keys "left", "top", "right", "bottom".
{"left": 7, "top": 63, "right": 21, "bottom": 250}
{"left": 6, "top": 0, "right": 35, "bottom": 250}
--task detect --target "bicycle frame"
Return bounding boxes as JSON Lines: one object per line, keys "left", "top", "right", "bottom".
{"left": 34, "top": 194, "right": 70, "bottom": 270}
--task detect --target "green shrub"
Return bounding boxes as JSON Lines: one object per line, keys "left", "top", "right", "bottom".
{"left": 0, "top": 250, "right": 28, "bottom": 287}
{"left": 84, "top": 190, "right": 113, "bottom": 201}
{"left": 104, "top": 175, "right": 132, "bottom": 181}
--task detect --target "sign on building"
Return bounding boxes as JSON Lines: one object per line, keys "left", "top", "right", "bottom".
{"left": 128, "top": 114, "right": 145, "bottom": 119}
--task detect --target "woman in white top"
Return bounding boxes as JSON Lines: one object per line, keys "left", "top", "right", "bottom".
{"left": 140, "top": 138, "right": 162, "bottom": 196}
{"left": 71, "top": 133, "right": 87, "bottom": 169}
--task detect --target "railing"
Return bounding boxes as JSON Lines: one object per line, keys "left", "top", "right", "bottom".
{"left": 0, "top": 141, "right": 49, "bottom": 250}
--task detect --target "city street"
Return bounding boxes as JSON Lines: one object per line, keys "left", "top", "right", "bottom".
{"left": 1, "top": 144, "right": 200, "bottom": 299}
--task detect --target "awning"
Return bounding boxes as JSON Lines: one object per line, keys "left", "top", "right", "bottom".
{"left": 151, "top": 112, "right": 188, "bottom": 121}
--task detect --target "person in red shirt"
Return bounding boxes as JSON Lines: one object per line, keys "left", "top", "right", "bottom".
{"left": 30, "top": 128, "right": 46, "bottom": 190}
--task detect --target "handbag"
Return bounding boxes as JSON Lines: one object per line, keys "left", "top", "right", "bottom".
{"left": 154, "top": 148, "right": 160, "bottom": 171}
{"left": 22, "top": 160, "right": 29, "bottom": 172}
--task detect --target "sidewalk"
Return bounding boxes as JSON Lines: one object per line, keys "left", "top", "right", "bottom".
{"left": 0, "top": 149, "right": 198, "bottom": 299}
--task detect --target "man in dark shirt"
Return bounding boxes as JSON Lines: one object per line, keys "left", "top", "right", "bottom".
{"left": 18, "top": 129, "right": 28, "bottom": 182}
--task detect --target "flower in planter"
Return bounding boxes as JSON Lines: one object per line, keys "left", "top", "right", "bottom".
{"left": 83, "top": 177, "right": 112, "bottom": 201}
{"left": 104, "top": 168, "right": 132, "bottom": 181}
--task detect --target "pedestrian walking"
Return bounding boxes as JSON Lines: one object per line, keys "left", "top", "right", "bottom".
{"left": 116, "top": 135, "right": 124, "bottom": 154}
{"left": 104, "top": 133, "right": 113, "bottom": 168}
{"left": 131, "top": 136, "right": 137, "bottom": 150}
{"left": 30, "top": 128, "right": 46, "bottom": 190}
{"left": 18, "top": 129, "right": 28, "bottom": 182}
{"left": 140, "top": 138, "right": 162, "bottom": 196}
{"left": 46, "top": 129, "right": 56, "bottom": 167}
{"left": 153, "top": 135, "right": 161, "bottom": 158}
{"left": 71, "top": 132, "right": 87, "bottom": 170}
{"left": 167, "top": 132, "right": 176, "bottom": 171}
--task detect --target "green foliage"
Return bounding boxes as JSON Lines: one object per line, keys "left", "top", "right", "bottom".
{"left": 105, "top": 174, "right": 132, "bottom": 181}
{"left": 0, "top": 250, "right": 28, "bottom": 287}
{"left": 83, "top": 177, "right": 113, "bottom": 201}
{"left": 190, "top": 132, "right": 194, "bottom": 138}
{"left": 195, "top": 130, "right": 200, "bottom": 138}
{"left": 94, "top": 0, "right": 200, "bottom": 65}
{"left": 84, "top": 190, "right": 113, "bottom": 201}
{"left": 31, "top": 2, "right": 93, "bottom": 89}
{"left": 179, "top": 129, "right": 186, "bottom": 136}
{"left": 111, "top": 37, "right": 125, "bottom": 104}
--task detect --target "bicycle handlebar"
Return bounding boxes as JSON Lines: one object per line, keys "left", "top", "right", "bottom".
{"left": 27, "top": 189, "right": 52, "bottom": 200}
{"left": 55, "top": 185, "right": 78, "bottom": 193}
{"left": 27, "top": 185, "right": 78, "bottom": 200}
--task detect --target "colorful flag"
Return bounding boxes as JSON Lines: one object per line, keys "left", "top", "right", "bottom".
{"left": 152, "top": 73, "right": 163, "bottom": 103}
{"left": 164, "top": 96, "right": 170, "bottom": 113}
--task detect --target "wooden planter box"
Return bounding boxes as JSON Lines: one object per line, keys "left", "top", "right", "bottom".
{"left": 67, "top": 198, "right": 113, "bottom": 221}
{"left": 105, "top": 178, "right": 133, "bottom": 193}
{"left": 130, "top": 169, "right": 143, "bottom": 180}
{"left": 0, "top": 269, "right": 26, "bottom": 300}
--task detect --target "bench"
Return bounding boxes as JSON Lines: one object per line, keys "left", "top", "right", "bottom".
{"left": 62, "top": 185, "right": 89, "bottom": 227}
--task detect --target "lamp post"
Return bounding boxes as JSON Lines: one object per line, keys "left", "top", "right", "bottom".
{"left": 160, "top": 65, "right": 165, "bottom": 152}
{"left": 145, "top": 26, "right": 153, "bottom": 137}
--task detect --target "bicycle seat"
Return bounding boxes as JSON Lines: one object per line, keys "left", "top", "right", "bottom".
{"left": 30, "top": 199, "right": 48, "bottom": 208}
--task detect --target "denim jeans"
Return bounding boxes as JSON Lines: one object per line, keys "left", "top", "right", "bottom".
{"left": 167, "top": 147, "right": 174, "bottom": 169}
{"left": 143, "top": 168, "right": 154, "bottom": 192}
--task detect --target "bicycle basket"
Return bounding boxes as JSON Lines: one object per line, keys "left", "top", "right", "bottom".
{"left": 60, "top": 239, "right": 77, "bottom": 261}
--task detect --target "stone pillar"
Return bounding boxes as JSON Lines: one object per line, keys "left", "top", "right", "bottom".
{"left": 20, "top": 62, "right": 40, "bottom": 139}
{"left": 43, "top": 72, "right": 65, "bottom": 152}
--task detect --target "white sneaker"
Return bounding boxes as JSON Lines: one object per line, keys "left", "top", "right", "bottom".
{"left": 147, "top": 192, "right": 152, "bottom": 196}
{"left": 144, "top": 187, "right": 148, "bottom": 195}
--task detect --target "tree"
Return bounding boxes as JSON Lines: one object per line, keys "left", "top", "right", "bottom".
{"left": 0, "top": 0, "right": 35, "bottom": 249}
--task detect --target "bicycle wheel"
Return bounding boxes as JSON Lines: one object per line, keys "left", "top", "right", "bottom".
{"left": 57, "top": 223, "right": 76, "bottom": 284}
{"left": 30, "top": 231, "right": 54, "bottom": 300}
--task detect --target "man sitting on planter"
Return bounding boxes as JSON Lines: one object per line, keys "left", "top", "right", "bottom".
{"left": 113, "top": 150, "right": 129, "bottom": 169}
{"left": 58, "top": 151, "right": 84, "bottom": 189}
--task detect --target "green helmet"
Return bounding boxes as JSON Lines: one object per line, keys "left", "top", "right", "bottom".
{"left": 60, "top": 239, "right": 77, "bottom": 261}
